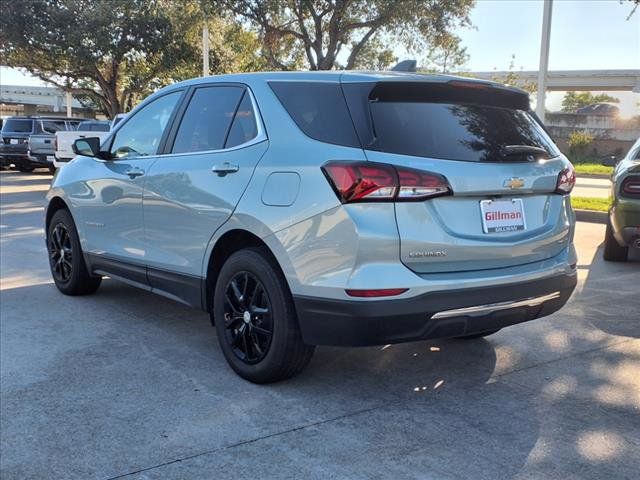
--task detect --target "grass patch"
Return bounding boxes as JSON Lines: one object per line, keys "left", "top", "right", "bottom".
{"left": 573, "top": 163, "right": 613, "bottom": 176}
{"left": 571, "top": 196, "right": 611, "bottom": 212}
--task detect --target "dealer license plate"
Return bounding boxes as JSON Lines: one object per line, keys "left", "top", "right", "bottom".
{"left": 480, "top": 199, "right": 526, "bottom": 233}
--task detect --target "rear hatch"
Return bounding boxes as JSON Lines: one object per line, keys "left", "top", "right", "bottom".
{"left": 343, "top": 79, "right": 573, "bottom": 274}
{"left": 0, "top": 118, "right": 33, "bottom": 155}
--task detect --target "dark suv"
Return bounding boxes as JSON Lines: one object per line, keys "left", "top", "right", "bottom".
{"left": 0, "top": 116, "right": 80, "bottom": 171}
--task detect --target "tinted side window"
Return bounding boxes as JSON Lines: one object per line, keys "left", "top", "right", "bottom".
{"left": 269, "top": 82, "right": 360, "bottom": 148}
{"left": 172, "top": 86, "right": 244, "bottom": 154}
{"left": 41, "top": 120, "right": 66, "bottom": 133}
{"left": 225, "top": 91, "right": 259, "bottom": 148}
{"left": 110, "top": 91, "right": 182, "bottom": 159}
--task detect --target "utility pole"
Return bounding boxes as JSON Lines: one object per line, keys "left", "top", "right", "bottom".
{"left": 536, "top": 0, "right": 553, "bottom": 123}
{"left": 202, "top": 20, "right": 210, "bottom": 77}
{"left": 66, "top": 91, "right": 72, "bottom": 117}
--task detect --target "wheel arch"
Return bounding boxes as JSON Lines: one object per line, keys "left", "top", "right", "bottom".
{"left": 203, "top": 229, "right": 290, "bottom": 314}
{"left": 45, "top": 196, "right": 70, "bottom": 234}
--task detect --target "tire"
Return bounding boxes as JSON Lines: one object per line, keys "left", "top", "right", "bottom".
{"left": 18, "top": 166, "right": 34, "bottom": 173}
{"left": 47, "top": 209, "right": 102, "bottom": 295}
{"left": 48, "top": 165, "right": 56, "bottom": 175}
{"left": 603, "top": 217, "right": 628, "bottom": 262}
{"left": 456, "top": 329, "right": 501, "bottom": 340}
{"left": 213, "top": 247, "right": 314, "bottom": 383}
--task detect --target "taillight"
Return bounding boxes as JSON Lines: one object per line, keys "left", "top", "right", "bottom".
{"left": 621, "top": 176, "right": 640, "bottom": 198}
{"left": 555, "top": 165, "right": 576, "bottom": 194}
{"left": 322, "top": 161, "right": 451, "bottom": 203}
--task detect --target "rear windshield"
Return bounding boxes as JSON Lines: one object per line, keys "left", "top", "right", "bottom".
{"left": 369, "top": 102, "right": 559, "bottom": 162}
{"left": 78, "top": 121, "right": 110, "bottom": 132}
{"left": 2, "top": 119, "right": 33, "bottom": 133}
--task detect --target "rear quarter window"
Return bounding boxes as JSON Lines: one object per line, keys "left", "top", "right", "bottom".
{"left": 269, "top": 81, "right": 360, "bottom": 148}
{"left": 40, "top": 120, "right": 67, "bottom": 134}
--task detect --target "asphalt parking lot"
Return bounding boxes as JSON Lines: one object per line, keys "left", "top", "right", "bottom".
{"left": 1, "top": 170, "right": 638, "bottom": 480}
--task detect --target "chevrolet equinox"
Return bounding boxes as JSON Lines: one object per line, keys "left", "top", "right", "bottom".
{"left": 45, "top": 71, "right": 578, "bottom": 383}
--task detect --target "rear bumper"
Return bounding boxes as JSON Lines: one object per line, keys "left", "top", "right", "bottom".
{"left": 0, "top": 152, "right": 29, "bottom": 166}
{"left": 610, "top": 199, "right": 640, "bottom": 247}
{"left": 294, "top": 272, "right": 577, "bottom": 346}
{"left": 0, "top": 153, "right": 49, "bottom": 168}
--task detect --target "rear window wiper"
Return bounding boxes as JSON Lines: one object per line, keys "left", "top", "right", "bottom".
{"left": 500, "top": 145, "right": 550, "bottom": 159}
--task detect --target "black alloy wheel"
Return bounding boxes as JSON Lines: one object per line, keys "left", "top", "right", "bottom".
{"left": 48, "top": 222, "right": 73, "bottom": 283}
{"left": 46, "top": 208, "right": 101, "bottom": 295}
{"left": 213, "top": 247, "right": 315, "bottom": 383}
{"left": 222, "top": 271, "right": 273, "bottom": 364}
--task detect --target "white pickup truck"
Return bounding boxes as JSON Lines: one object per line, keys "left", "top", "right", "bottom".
{"left": 53, "top": 120, "right": 111, "bottom": 168}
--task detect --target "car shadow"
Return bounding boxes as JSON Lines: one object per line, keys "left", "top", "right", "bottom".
{"left": 577, "top": 239, "right": 639, "bottom": 339}
{"left": 1, "top": 279, "right": 544, "bottom": 479}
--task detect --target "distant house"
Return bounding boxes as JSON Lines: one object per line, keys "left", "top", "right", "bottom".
{"left": 575, "top": 103, "right": 620, "bottom": 116}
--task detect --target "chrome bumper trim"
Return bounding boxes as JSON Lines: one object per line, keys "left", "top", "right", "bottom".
{"left": 431, "top": 291, "right": 561, "bottom": 320}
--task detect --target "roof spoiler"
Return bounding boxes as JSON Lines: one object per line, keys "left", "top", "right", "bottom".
{"left": 391, "top": 60, "right": 417, "bottom": 72}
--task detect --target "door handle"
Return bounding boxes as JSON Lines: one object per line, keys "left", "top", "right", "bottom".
{"left": 212, "top": 162, "right": 239, "bottom": 176}
{"left": 125, "top": 167, "right": 145, "bottom": 179}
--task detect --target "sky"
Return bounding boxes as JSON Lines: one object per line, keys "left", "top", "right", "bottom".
{"left": 1, "top": 0, "right": 639, "bottom": 115}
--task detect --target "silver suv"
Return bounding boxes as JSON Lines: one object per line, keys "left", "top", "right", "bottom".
{"left": 45, "top": 72, "right": 578, "bottom": 383}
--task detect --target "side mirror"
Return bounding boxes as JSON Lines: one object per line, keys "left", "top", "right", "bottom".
{"left": 72, "top": 137, "right": 101, "bottom": 157}
{"left": 601, "top": 155, "right": 618, "bottom": 167}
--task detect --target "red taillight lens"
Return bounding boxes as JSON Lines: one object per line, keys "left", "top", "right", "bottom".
{"left": 322, "top": 161, "right": 451, "bottom": 203}
{"left": 621, "top": 176, "right": 640, "bottom": 197}
{"left": 397, "top": 168, "right": 451, "bottom": 200}
{"left": 555, "top": 165, "right": 576, "bottom": 194}
{"left": 345, "top": 288, "right": 408, "bottom": 298}
{"left": 322, "top": 162, "right": 396, "bottom": 202}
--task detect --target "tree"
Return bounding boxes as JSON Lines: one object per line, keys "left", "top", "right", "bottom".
{"left": 0, "top": 0, "right": 201, "bottom": 117}
{"left": 172, "top": 1, "right": 271, "bottom": 77}
{"left": 422, "top": 34, "right": 468, "bottom": 73}
{"left": 561, "top": 92, "right": 620, "bottom": 113}
{"left": 624, "top": 0, "right": 639, "bottom": 19}
{"left": 218, "top": 0, "right": 474, "bottom": 70}
{"left": 344, "top": 37, "right": 397, "bottom": 71}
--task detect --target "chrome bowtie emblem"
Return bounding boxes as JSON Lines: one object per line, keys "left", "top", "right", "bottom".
{"left": 504, "top": 177, "right": 525, "bottom": 189}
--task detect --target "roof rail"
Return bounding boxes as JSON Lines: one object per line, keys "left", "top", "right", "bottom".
{"left": 391, "top": 60, "right": 417, "bottom": 72}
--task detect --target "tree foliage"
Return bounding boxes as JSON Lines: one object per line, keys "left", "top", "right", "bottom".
{"left": 0, "top": 0, "right": 265, "bottom": 117}
{"left": 561, "top": 92, "right": 620, "bottom": 113}
{"left": 0, "top": 0, "right": 201, "bottom": 117}
{"left": 344, "top": 36, "right": 397, "bottom": 71}
{"left": 422, "top": 35, "right": 468, "bottom": 73}
{"left": 218, "top": 0, "right": 474, "bottom": 70}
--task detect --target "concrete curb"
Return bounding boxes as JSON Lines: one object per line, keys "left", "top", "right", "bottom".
{"left": 575, "top": 209, "right": 607, "bottom": 224}
{"left": 576, "top": 173, "right": 610, "bottom": 180}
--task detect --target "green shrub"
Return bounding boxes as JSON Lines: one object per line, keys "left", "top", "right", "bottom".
{"left": 567, "top": 130, "right": 595, "bottom": 163}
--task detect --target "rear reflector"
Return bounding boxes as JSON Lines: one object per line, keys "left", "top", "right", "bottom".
{"left": 555, "top": 165, "right": 576, "bottom": 194}
{"left": 345, "top": 288, "right": 408, "bottom": 298}
{"left": 322, "top": 161, "right": 451, "bottom": 203}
